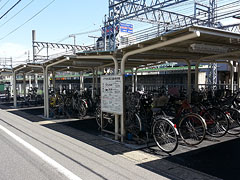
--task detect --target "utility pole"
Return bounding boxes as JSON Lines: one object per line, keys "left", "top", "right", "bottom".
{"left": 104, "top": 14, "right": 107, "bottom": 51}
{"left": 69, "top": 34, "right": 76, "bottom": 53}
{"left": 69, "top": 34, "right": 76, "bottom": 45}
{"left": 32, "top": 30, "right": 36, "bottom": 63}
{"left": 88, "top": 35, "right": 98, "bottom": 49}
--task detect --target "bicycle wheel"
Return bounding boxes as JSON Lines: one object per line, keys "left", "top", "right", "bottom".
{"left": 225, "top": 107, "right": 240, "bottom": 135}
{"left": 178, "top": 113, "right": 206, "bottom": 146}
{"left": 57, "top": 95, "right": 65, "bottom": 115}
{"left": 126, "top": 113, "right": 142, "bottom": 138}
{"left": 64, "top": 97, "right": 72, "bottom": 117}
{"left": 78, "top": 101, "right": 87, "bottom": 117}
{"left": 95, "top": 105, "right": 109, "bottom": 129}
{"left": 152, "top": 119, "right": 178, "bottom": 153}
{"left": 49, "top": 107, "right": 56, "bottom": 118}
{"left": 203, "top": 108, "right": 229, "bottom": 137}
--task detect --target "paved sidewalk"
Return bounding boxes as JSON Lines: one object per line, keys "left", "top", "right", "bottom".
{"left": 0, "top": 104, "right": 226, "bottom": 180}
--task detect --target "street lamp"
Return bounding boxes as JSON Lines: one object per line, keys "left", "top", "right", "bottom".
{"left": 233, "top": 15, "right": 240, "bottom": 19}
{"left": 88, "top": 35, "right": 98, "bottom": 49}
{"left": 69, "top": 34, "right": 76, "bottom": 54}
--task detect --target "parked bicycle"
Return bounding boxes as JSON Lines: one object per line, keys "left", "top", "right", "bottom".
{"left": 49, "top": 90, "right": 65, "bottom": 118}
{"left": 126, "top": 91, "right": 179, "bottom": 153}
{"left": 161, "top": 96, "right": 207, "bottom": 146}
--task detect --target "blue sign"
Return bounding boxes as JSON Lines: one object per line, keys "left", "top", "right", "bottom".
{"left": 102, "top": 25, "right": 119, "bottom": 36}
{"left": 120, "top": 23, "right": 133, "bottom": 34}
{"left": 101, "top": 23, "right": 133, "bottom": 35}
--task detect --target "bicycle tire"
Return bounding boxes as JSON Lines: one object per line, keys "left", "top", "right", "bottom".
{"left": 126, "top": 113, "right": 142, "bottom": 138}
{"left": 78, "top": 101, "right": 87, "bottom": 117}
{"left": 178, "top": 113, "right": 206, "bottom": 146}
{"left": 57, "top": 95, "right": 64, "bottom": 111}
{"left": 152, "top": 119, "right": 178, "bottom": 153}
{"left": 95, "top": 105, "right": 109, "bottom": 129}
{"left": 49, "top": 107, "right": 56, "bottom": 118}
{"left": 225, "top": 107, "right": 240, "bottom": 135}
{"left": 203, "top": 108, "right": 229, "bottom": 137}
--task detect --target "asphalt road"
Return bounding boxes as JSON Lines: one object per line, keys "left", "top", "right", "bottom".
{"left": 165, "top": 136, "right": 240, "bottom": 180}
{"left": 0, "top": 109, "right": 168, "bottom": 180}
{"left": 0, "top": 131, "right": 67, "bottom": 180}
{"left": 2, "top": 105, "right": 240, "bottom": 180}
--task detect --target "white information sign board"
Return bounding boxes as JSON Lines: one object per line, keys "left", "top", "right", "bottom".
{"left": 101, "top": 75, "right": 123, "bottom": 115}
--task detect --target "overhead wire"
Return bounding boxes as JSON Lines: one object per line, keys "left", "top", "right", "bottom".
{"left": 0, "top": 0, "right": 238, "bottom": 45}
{"left": 0, "top": 0, "right": 10, "bottom": 11}
{"left": 0, "top": 0, "right": 35, "bottom": 28}
{"left": 125, "top": 0, "right": 240, "bottom": 33}
{"left": 0, "top": 0, "right": 22, "bottom": 20}
{"left": 60, "top": 0, "right": 239, "bottom": 42}
{"left": 57, "top": 29, "right": 100, "bottom": 43}
{"left": 0, "top": 0, "right": 56, "bottom": 41}
{"left": 164, "top": 0, "right": 240, "bottom": 24}
{"left": 164, "top": 0, "right": 239, "bottom": 19}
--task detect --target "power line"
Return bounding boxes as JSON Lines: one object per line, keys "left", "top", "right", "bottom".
{"left": 0, "top": 0, "right": 22, "bottom": 20}
{"left": 0, "top": 0, "right": 35, "bottom": 28}
{"left": 71, "top": 29, "right": 100, "bottom": 36}
{"left": 0, "top": 0, "right": 10, "bottom": 11}
{"left": 57, "top": 29, "right": 100, "bottom": 43}
{"left": 0, "top": 0, "right": 56, "bottom": 41}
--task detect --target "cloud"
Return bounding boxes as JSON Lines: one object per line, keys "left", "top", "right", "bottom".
{"left": 221, "top": 18, "right": 240, "bottom": 26}
{"left": 0, "top": 43, "right": 30, "bottom": 66}
{"left": 0, "top": 42, "right": 75, "bottom": 67}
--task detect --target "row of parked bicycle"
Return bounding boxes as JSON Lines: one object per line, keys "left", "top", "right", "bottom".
{"left": 48, "top": 87, "right": 240, "bottom": 154}
{"left": 0, "top": 87, "right": 44, "bottom": 107}
{"left": 121, "top": 88, "right": 240, "bottom": 153}
{"left": 49, "top": 89, "right": 98, "bottom": 119}
{"left": 2, "top": 85, "right": 238, "bottom": 154}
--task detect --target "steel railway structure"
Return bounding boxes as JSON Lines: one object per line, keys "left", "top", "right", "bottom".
{"left": 2, "top": 0, "right": 240, "bottom": 142}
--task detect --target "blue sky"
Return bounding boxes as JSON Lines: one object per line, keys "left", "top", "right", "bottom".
{"left": 0, "top": 0, "right": 108, "bottom": 63}
{"left": 0, "top": 0, "right": 239, "bottom": 65}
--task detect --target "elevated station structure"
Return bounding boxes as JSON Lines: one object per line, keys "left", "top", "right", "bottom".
{"left": 9, "top": 25, "right": 240, "bottom": 141}
{"left": 4, "top": 1, "right": 240, "bottom": 142}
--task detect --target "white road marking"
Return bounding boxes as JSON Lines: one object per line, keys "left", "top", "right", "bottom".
{"left": 36, "top": 120, "right": 57, "bottom": 125}
{"left": 0, "top": 124, "right": 82, "bottom": 180}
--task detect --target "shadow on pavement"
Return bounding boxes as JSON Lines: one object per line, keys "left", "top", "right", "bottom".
{"left": 0, "top": 103, "right": 13, "bottom": 109}
{"left": 43, "top": 120, "right": 133, "bottom": 155}
{"left": 1, "top": 103, "right": 134, "bottom": 156}
{"left": 3, "top": 104, "right": 240, "bottom": 179}
{"left": 6, "top": 107, "right": 44, "bottom": 122}
{"left": 139, "top": 137, "right": 240, "bottom": 180}
{"left": 46, "top": 118, "right": 101, "bottom": 135}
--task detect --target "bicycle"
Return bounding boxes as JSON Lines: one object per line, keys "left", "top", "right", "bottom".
{"left": 195, "top": 89, "right": 240, "bottom": 136}
{"left": 206, "top": 89, "right": 240, "bottom": 135}
{"left": 126, "top": 92, "right": 178, "bottom": 153}
{"left": 161, "top": 95, "right": 207, "bottom": 146}
{"left": 95, "top": 103, "right": 115, "bottom": 129}
{"left": 191, "top": 91, "right": 229, "bottom": 137}
{"left": 49, "top": 90, "right": 65, "bottom": 118}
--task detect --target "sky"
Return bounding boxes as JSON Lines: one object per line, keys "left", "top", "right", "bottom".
{"left": 0, "top": 0, "right": 239, "bottom": 66}
{"left": 0, "top": 0, "right": 108, "bottom": 64}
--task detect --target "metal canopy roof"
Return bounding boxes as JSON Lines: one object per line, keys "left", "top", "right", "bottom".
{"left": 43, "top": 55, "right": 117, "bottom": 72}
{"left": 72, "top": 26, "right": 240, "bottom": 70}
{"left": 0, "top": 68, "right": 13, "bottom": 76}
{"left": 118, "top": 26, "right": 240, "bottom": 63}
{"left": 13, "top": 25, "right": 240, "bottom": 74}
{"left": 12, "top": 63, "right": 43, "bottom": 74}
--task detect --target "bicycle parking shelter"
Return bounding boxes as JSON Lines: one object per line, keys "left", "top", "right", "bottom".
{"left": 10, "top": 25, "right": 240, "bottom": 142}
{"left": 12, "top": 63, "right": 44, "bottom": 107}
{"left": 101, "top": 26, "right": 240, "bottom": 142}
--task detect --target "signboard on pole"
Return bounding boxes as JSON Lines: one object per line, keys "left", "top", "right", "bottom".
{"left": 120, "top": 23, "right": 133, "bottom": 34}
{"left": 101, "top": 25, "right": 119, "bottom": 36}
{"left": 101, "top": 75, "right": 123, "bottom": 115}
